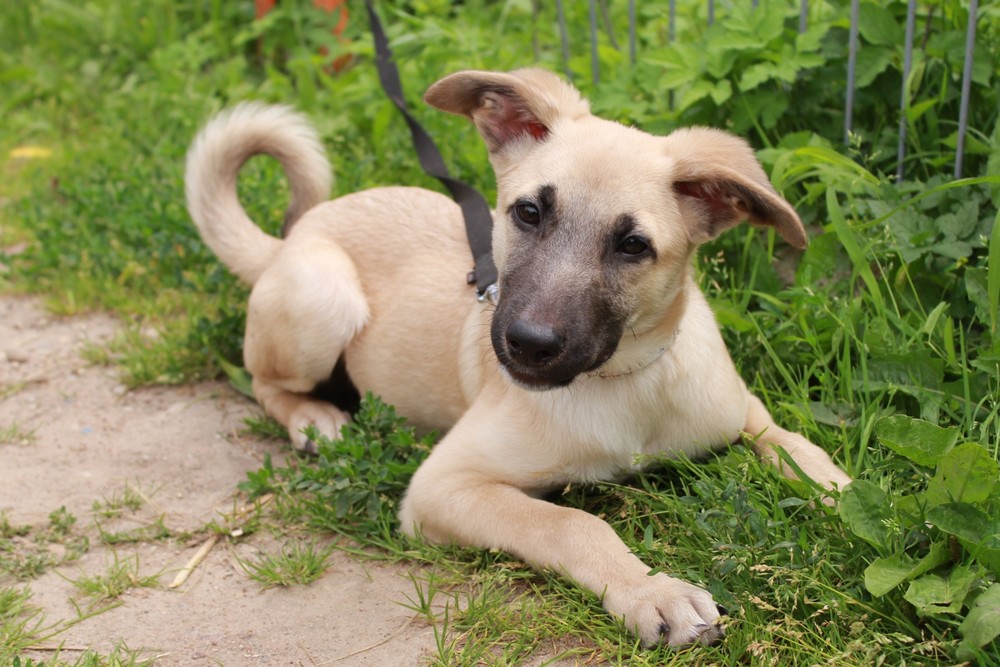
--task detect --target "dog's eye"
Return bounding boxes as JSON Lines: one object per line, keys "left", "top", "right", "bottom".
{"left": 617, "top": 236, "right": 651, "bottom": 257}
{"left": 513, "top": 202, "right": 541, "bottom": 226}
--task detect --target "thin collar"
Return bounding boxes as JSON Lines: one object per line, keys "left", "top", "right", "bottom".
{"left": 586, "top": 328, "right": 680, "bottom": 379}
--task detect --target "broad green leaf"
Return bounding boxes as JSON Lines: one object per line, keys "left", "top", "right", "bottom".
{"left": 874, "top": 415, "right": 959, "bottom": 467}
{"left": 749, "top": 1, "right": 785, "bottom": 43}
{"left": 740, "top": 62, "right": 777, "bottom": 92}
{"left": 903, "top": 566, "right": 977, "bottom": 616}
{"left": 677, "top": 79, "right": 716, "bottom": 112}
{"left": 938, "top": 200, "right": 982, "bottom": 241}
{"left": 704, "top": 48, "right": 738, "bottom": 80}
{"left": 657, "top": 66, "right": 699, "bottom": 89}
{"left": 927, "top": 502, "right": 1000, "bottom": 550}
{"left": 864, "top": 543, "right": 951, "bottom": 596}
{"left": 941, "top": 131, "right": 994, "bottom": 156}
{"left": 919, "top": 301, "right": 949, "bottom": 336}
{"left": 925, "top": 444, "right": 999, "bottom": 506}
{"left": 709, "top": 80, "right": 732, "bottom": 106}
{"left": 959, "top": 584, "right": 1000, "bottom": 650}
{"left": 864, "top": 354, "right": 944, "bottom": 422}
{"left": 796, "top": 22, "right": 829, "bottom": 52}
{"left": 906, "top": 98, "right": 938, "bottom": 124}
{"left": 839, "top": 480, "right": 892, "bottom": 548}
{"left": 854, "top": 46, "right": 894, "bottom": 88}
{"left": 865, "top": 554, "right": 916, "bottom": 597}
{"left": 217, "top": 356, "right": 254, "bottom": 399}
{"left": 858, "top": 2, "right": 904, "bottom": 46}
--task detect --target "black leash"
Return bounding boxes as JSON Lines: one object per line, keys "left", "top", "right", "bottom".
{"left": 364, "top": 0, "right": 499, "bottom": 301}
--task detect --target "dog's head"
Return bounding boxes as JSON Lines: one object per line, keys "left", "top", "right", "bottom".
{"left": 426, "top": 69, "right": 805, "bottom": 390}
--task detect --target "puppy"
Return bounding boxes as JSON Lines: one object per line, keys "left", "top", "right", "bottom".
{"left": 186, "top": 68, "right": 851, "bottom": 647}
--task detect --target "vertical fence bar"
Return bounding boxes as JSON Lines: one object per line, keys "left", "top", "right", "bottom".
{"left": 897, "top": 0, "right": 917, "bottom": 181}
{"left": 955, "top": 0, "right": 978, "bottom": 179}
{"left": 628, "top": 0, "right": 637, "bottom": 64}
{"left": 799, "top": 0, "right": 808, "bottom": 33}
{"left": 598, "top": 0, "right": 619, "bottom": 50}
{"left": 555, "top": 0, "right": 572, "bottom": 80}
{"left": 669, "top": 0, "right": 676, "bottom": 42}
{"left": 531, "top": 0, "right": 540, "bottom": 62}
{"left": 589, "top": 0, "right": 600, "bottom": 85}
{"left": 707, "top": 0, "right": 715, "bottom": 26}
{"left": 844, "top": 0, "right": 860, "bottom": 145}
{"left": 752, "top": 0, "right": 759, "bottom": 9}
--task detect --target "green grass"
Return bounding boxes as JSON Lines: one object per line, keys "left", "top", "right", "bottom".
{"left": 91, "top": 484, "right": 148, "bottom": 520}
{"left": 13, "top": 644, "right": 156, "bottom": 667}
{"left": 1, "top": 509, "right": 89, "bottom": 582}
{"left": 0, "top": 381, "right": 29, "bottom": 401}
{"left": 0, "top": 422, "right": 36, "bottom": 446}
{"left": 237, "top": 539, "right": 334, "bottom": 589}
{"left": 0, "top": 586, "right": 147, "bottom": 667}
{"left": 1, "top": 0, "right": 997, "bottom": 664}
{"left": 95, "top": 518, "right": 172, "bottom": 547}
{"left": 67, "top": 554, "right": 160, "bottom": 603}
{"left": 0, "top": 587, "right": 46, "bottom": 664}
{"left": 0, "top": 499, "right": 164, "bottom": 664}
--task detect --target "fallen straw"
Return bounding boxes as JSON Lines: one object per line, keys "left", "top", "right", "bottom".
{"left": 169, "top": 534, "right": 218, "bottom": 589}
{"left": 168, "top": 494, "right": 273, "bottom": 589}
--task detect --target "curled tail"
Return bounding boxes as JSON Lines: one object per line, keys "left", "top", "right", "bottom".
{"left": 185, "top": 103, "right": 331, "bottom": 285}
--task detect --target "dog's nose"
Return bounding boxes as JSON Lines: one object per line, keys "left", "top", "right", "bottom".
{"left": 506, "top": 319, "right": 564, "bottom": 367}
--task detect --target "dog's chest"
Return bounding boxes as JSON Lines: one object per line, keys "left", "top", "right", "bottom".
{"left": 525, "top": 372, "right": 746, "bottom": 484}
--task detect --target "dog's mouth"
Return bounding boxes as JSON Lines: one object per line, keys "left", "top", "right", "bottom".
{"left": 496, "top": 345, "right": 617, "bottom": 391}
{"left": 500, "top": 363, "right": 576, "bottom": 390}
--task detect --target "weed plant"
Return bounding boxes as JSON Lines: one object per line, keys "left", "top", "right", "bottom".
{"left": 91, "top": 484, "right": 147, "bottom": 520}
{"left": 1, "top": 509, "right": 89, "bottom": 582}
{"left": 237, "top": 539, "right": 335, "bottom": 588}
{"left": 68, "top": 554, "right": 160, "bottom": 603}
{"left": 2, "top": 0, "right": 998, "bottom": 663}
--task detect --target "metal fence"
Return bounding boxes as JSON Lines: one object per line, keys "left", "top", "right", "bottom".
{"left": 551, "top": 0, "right": 982, "bottom": 180}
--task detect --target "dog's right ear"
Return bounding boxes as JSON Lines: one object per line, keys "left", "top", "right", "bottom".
{"left": 425, "top": 69, "right": 589, "bottom": 154}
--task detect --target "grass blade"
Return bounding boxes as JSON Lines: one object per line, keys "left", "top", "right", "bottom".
{"left": 988, "top": 208, "right": 1000, "bottom": 342}
{"left": 827, "top": 188, "right": 885, "bottom": 311}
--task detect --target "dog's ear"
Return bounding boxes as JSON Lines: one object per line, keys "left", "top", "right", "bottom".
{"left": 664, "top": 127, "right": 807, "bottom": 249}
{"left": 425, "top": 68, "right": 589, "bottom": 153}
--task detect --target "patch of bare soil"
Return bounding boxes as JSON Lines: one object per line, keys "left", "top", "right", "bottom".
{"left": 0, "top": 294, "right": 437, "bottom": 665}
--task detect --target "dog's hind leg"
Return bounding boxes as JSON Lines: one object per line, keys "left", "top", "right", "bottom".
{"left": 243, "top": 236, "right": 369, "bottom": 451}
{"left": 744, "top": 393, "right": 852, "bottom": 493}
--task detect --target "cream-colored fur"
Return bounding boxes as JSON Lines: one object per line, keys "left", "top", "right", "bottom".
{"left": 185, "top": 69, "right": 851, "bottom": 648}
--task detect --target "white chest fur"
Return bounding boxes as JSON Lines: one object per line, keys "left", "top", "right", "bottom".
{"left": 461, "top": 294, "right": 748, "bottom": 489}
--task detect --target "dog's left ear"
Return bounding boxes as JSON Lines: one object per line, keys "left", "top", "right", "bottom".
{"left": 664, "top": 127, "right": 807, "bottom": 249}
{"left": 425, "top": 68, "right": 590, "bottom": 155}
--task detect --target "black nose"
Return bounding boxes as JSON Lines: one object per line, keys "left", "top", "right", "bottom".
{"left": 506, "top": 319, "right": 564, "bottom": 367}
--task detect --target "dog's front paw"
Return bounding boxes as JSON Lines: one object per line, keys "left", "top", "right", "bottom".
{"left": 288, "top": 402, "right": 350, "bottom": 453}
{"left": 605, "top": 574, "right": 724, "bottom": 648}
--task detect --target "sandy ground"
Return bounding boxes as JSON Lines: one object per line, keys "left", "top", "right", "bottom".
{"left": 0, "top": 294, "right": 441, "bottom": 665}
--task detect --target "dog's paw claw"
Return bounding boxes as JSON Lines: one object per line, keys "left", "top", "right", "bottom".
{"left": 610, "top": 574, "right": 723, "bottom": 649}
{"left": 696, "top": 622, "right": 725, "bottom": 645}
{"left": 288, "top": 402, "right": 350, "bottom": 453}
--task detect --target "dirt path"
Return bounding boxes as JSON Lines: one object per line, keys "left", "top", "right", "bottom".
{"left": 0, "top": 294, "right": 438, "bottom": 665}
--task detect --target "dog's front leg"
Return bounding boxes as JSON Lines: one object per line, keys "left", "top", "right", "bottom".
{"left": 744, "top": 393, "right": 852, "bottom": 493}
{"left": 399, "top": 413, "right": 723, "bottom": 647}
